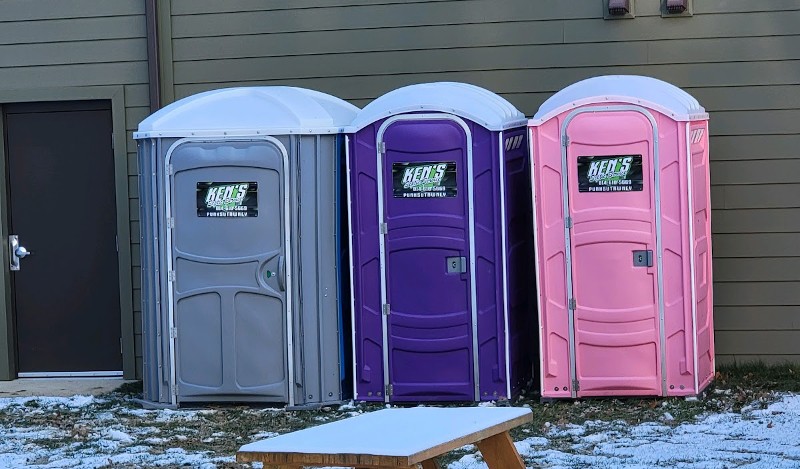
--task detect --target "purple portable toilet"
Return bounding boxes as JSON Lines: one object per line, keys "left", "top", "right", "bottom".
{"left": 346, "top": 82, "right": 535, "bottom": 402}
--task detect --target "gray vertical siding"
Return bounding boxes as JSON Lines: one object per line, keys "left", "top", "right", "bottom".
{"left": 0, "top": 0, "right": 149, "bottom": 378}
{"left": 163, "top": 0, "right": 800, "bottom": 365}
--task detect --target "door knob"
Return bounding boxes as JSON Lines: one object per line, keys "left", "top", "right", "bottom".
{"left": 15, "top": 246, "right": 31, "bottom": 259}
{"left": 8, "top": 235, "right": 31, "bottom": 271}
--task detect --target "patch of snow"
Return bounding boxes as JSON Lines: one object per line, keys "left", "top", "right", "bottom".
{"left": 338, "top": 400, "right": 356, "bottom": 410}
{"left": 132, "top": 426, "right": 159, "bottom": 436}
{"left": 449, "top": 453, "right": 482, "bottom": 469}
{"left": 250, "top": 431, "right": 278, "bottom": 441}
{"left": 39, "top": 395, "right": 99, "bottom": 409}
{"left": 154, "top": 408, "right": 200, "bottom": 422}
{"left": 448, "top": 393, "right": 800, "bottom": 469}
{"left": 547, "top": 423, "right": 586, "bottom": 437}
{"left": 103, "top": 429, "right": 134, "bottom": 443}
{"left": 93, "top": 412, "right": 115, "bottom": 421}
{"left": 0, "top": 395, "right": 98, "bottom": 411}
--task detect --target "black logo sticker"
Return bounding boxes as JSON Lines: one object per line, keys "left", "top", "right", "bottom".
{"left": 392, "top": 162, "right": 457, "bottom": 198}
{"left": 577, "top": 155, "right": 643, "bottom": 192}
{"left": 197, "top": 182, "right": 258, "bottom": 217}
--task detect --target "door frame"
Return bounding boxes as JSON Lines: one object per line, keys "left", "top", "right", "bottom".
{"left": 0, "top": 86, "right": 133, "bottom": 380}
{"left": 560, "top": 105, "right": 667, "bottom": 397}
{"left": 375, "top": 113, "right": 480, "bottom": 402}
{"left": 163, "top": 136, "right": 294, "bottom": 407}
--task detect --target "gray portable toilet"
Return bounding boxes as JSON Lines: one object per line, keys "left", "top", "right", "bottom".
{"left": 134, "top": 87, "right": 358, "bottom": 408}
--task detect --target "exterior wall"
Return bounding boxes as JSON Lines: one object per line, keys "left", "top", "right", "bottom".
{"left": 159, "top": 0, "right": 800, "bottom": 365}
{"left": 0, "top": 0, "right": 149, "bottom": 379}
{"left": 2, "top": 0, "right": 796, "bottom": 379}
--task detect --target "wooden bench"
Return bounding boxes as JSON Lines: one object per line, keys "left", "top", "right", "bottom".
{"left": 237, "top": 406, "right": 532, "bottom": 469}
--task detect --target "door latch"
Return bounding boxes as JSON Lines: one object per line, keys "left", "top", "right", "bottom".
{"left": 8, "top": 235, "right": 32, "bottom": 271}
{"left": 446, "top": 256, "right": 467, "bottom": 274}
{"left": 632, "top": 250, "right": 653, "bottom": 267}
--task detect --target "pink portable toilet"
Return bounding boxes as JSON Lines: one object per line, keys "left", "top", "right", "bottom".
{"left": 529, "top": 75, "right": 714, "bottom": 399}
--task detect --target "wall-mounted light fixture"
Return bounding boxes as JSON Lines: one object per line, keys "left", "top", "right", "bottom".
{"left": 604, "top": 0, "right": 635, "bottom": 19}
{"left": 662, "top": 0, "right": 693, "bottom": 17}
{"left": 609, "top": 0, "right": 631, "bottom": 15}
{"left": 666, "top": 0, "right": 687, "bottom": 13}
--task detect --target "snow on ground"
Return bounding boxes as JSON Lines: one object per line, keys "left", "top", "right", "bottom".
{"left": 0, "top": 395, "right": 235, "bottom": 468}
{"left": 453, "top": 393, "right": 800, "bottom": 469}
{"left": 0, "top": 393, "right": 799, "bottom": 468}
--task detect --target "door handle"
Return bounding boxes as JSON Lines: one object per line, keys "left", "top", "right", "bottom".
{"left": 16, "top": 246, "right": 31, "bottom": 259}
{"left": 446, "top": 256, "right": 467, "bottom": 274}
{"left": 632, "top": 250, "right": 653, "bottom": 267}
{"left": 277, "top": 255, "right": 286, "bottom": 291}
{"left": 8, "top": 235, "right": 32, "bottom": 271}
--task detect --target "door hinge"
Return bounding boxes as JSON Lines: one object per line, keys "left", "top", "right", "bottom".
{"left": 562, "top": 134, "right": 570, "bottom": 147}
{"left": 120, "top": 337, "right": 123, "bottom": 355}
{"left": 167, "top": 217, "right": 175, "bottom": 229}
{"left": 382, "top": 303, "right": 391, "bottom": 316}
{"left": 572, "top": 379, "right": 580, "bottom": 392}
{"left": 378, "top": 141, "right": 386, "bottom": 154}
{"left": 385, "top": 384, "right": 393, "bottom": 396}
{"left": 565, "top": 216, "right": 573, "bottom": 229}
{"left": 168, "top": 271, "right": 176, "bottom": 282}
{"left": 568, "top": 298, "right": 576, "bottom": 310}
{"left": 380, "top": 222, "right": 388, "bottom": 235}
{"left": 169, "top": 327, "right": 177, "bottom": 339}
{"left": 111, "top": 133, "right": 115, "bottom": 150}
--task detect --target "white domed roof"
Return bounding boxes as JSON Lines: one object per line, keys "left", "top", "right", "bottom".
{"left": 134, "top": 86, "right": 359, "bottom": 138}
{"left": 531, "top": 75, "right": 707, "bottom": 124}
{"left": 349, "top": 82, "right": 526, "bottom": 131}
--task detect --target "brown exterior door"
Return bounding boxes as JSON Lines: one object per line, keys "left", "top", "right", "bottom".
{"left": 3, "top": 101, "right": 122, "bottom": 375}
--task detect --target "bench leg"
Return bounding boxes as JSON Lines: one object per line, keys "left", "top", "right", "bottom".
{"left": 476, "top": 431, "right": 525, "bottom": 469}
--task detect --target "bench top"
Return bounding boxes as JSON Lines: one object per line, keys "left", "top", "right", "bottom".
{"left": 237, "top": 406, "right": 532, "bottom": 466}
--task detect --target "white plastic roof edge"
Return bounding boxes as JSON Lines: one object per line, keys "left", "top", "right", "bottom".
{"left": 134, "top": 86, "right": 358, "bottom": 138}
{"left": 347, "top": 82, "right": 527, "bottom": 132}
{"left": 133, "top": 127, "right": 346, "bottom": 139}
{"left": 530, "top": 75, "right": 709, "bottom": 125}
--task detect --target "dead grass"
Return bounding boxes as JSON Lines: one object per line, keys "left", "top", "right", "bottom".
{"left": 2, "top": 362, "right": 798, "bottom": 468}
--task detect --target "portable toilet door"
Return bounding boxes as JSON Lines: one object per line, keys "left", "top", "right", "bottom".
{"left": 134, "top": 87, "right": 358, "bottom": 407}
{"left": 529, "top": 75, "right": 714, "bottom": 399}
{"left": 346, "top": 82, "right": 535, "bottom": 403}
{"left": 165, "top": 138, "right": 290, "bottom": 403}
